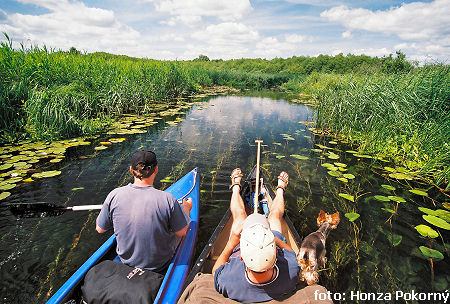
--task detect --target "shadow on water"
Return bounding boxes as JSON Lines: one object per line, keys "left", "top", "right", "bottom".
{"left": 0, "top": 95, "right": 448, "bottom": 303}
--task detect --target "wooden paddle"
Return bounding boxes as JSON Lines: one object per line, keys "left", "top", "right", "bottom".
{"left": 253, "top": 139, "right": 263, "bottom": 214}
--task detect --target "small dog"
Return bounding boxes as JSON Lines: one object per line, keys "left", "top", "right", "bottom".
{"left": 297, "top": 210, "right": 340, "bottom": 285}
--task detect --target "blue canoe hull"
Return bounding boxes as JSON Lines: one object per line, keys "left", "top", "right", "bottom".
{"left": 47, "top": 167, "right": 200, "bottom": 304}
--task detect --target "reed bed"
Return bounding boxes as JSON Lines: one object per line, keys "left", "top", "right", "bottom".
{"left": 310, "top": 66, "right": 449, "bottom": 185}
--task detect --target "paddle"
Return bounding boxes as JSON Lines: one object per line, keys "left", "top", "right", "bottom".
{"left": 253, "top": 139, "right": 263, "bottom": 214}
{"left": 6, "top": 202, "right": 102, "bottom": 218}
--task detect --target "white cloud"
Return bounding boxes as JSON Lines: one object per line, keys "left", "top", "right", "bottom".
{"left": 321, "top": 0, "right": 450, "bottom": 42}
{"left": 0, "top": 0, "right": 141, "bottom": 54}
{"left": 342, "top": 30, "right": 352, "bottom": 39}
{"left": 148, "top": 0, "right": 252, "bottom": 25}
{"left": 192, "top": 22, "right": 259, "bottom": 45}
{"left": 285, "top": 34, "right": 308, "bottom": 43}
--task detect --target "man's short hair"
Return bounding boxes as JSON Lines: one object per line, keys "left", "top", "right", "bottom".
{"left": 130, "top": 150, "right": 157, "bottom": 179}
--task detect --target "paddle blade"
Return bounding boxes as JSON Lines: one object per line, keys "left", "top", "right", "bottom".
{"left": 8, "top": 202, "right": 67, "bottom": 218}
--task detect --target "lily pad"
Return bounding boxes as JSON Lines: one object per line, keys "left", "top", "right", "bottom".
{"left": 327, "top": 152, "right": 339, "bottom": 160}
{"left": 423, "top": 215, "right": 450, "bottom": 230}
{"left": 339, "top": 193, "right": 355, "bottom": 202}
{"left": 381, "top": 184, "right": 396, "bottom": 191}
{"left": 0, "top": 164, "right": 13, "bottom": 171}
{"left": 337, "top": 177, "right": 348, "bottom": 183}
{"left": 415, "top": 225, "right": 439, "bottom": 238}
{"left": 71, "top": 187, "right": 85, "bottom": 191}
{"left": 0, "top": 183, "right": 15, "bottom": 191}
{"left": 310, "top": 149, "right": 322, "bottom": 153}
{"left": 443, "top": 203, "right": 450, "bottom": 210}
{"left": 388, "top": 196, "right": 406, "bottom": 203}
{"left": 419, "top": 246, "right": 444, "bottom": 261}
{"left": 275, "top": 155, "right": 285, "bottom": 159}
{"left": 343, "top": 173, "right": 355, "bottom": 179}
{"left": 383, "top": 166, "right": 396, "bottom": 173}
{"left": 418, "top": 208, "right": 450, "bottom": 222}
{"left": 290, "top": 154, "right": 309, "bottom": 160}
{"left": 94, "top": 145, "right": 108, "bottom": 151}
{"left": 334, "top": 162, "right": 347, "bottom": 167}
{"left": 329, "top": 141, "right": 338, "bottom": 145}
{"left": 337, "top": 167, "right": 347, "bottom": 172}
{"left": 346, "top": 150, "right": 358, "bottom": 154}
{"left": 160, "top": 176, "right": 174, "bottom": 183}
{"left": 0, "top": 192, "right": 11, "bottom": 200}
{"left": 374, "top": 195, "right": 390, "bottom": 202}
{"left": 345, "top": 212, "right": 360, "bottom": 222}
{"left": 387, "top": 233, "right": 402, "bottom": 247}
{"left": 409, "top": 189, "right": 428, "bottom": 196}
{"left": 327, "top": 171, "right": 341, "bottom": 177}
{"left": 389, "top": 173, "right": 413, "bottom": 180}
{"left": 381, "top": 207, "right": 396, "bottom": 214}
{"left": 23, "top": 178, "right": 33, "bottom": 183}
{"left": 316, "top": 144, "right": 331, "bottom": 150}
{"left": 32, "top": 170, "right": 62, "bottom": 179}
{"left": 50, "top": 158, "right": 63, "bottom": 163}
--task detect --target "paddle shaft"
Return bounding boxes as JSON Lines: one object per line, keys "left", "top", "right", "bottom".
{"left": 254, "top": 140, "right": 263, "bottom": 214}
{"left": 68, "top": 205, "right": 103, "bottom": 211}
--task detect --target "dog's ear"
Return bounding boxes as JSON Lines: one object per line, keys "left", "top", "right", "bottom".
{"left": 330, "top": 211, "right": 340, "bottom": 228}
{"left": 317, "top": 210, "right": 327, "bottom": 226}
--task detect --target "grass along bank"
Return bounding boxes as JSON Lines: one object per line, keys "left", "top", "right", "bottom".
{"left": 291, "top": 67, "right": 449, "bottom": 187}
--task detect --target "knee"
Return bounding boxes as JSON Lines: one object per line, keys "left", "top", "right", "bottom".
{"left": 268, "top": 210, "right": 283, "bottom": 221}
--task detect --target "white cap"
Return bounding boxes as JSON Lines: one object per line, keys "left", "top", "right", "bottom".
{"left": 240, "top": 213, "right": 276, "bottom": 272}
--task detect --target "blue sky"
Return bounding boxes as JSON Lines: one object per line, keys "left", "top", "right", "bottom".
{"left": 0, "top": 0, "right": 448, "bottom": 62}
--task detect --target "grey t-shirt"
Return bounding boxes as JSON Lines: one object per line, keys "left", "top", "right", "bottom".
{"left": 96, "top": 184, "right": 188, "bottom": 272}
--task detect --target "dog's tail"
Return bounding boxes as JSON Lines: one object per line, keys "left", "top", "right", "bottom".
{"left": 317, "top": 210, "right": 340, "bottom": 229}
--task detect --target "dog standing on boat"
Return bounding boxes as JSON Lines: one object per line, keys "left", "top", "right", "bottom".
{"left": 297, "top": 210, "right": 340, "bottom": 285}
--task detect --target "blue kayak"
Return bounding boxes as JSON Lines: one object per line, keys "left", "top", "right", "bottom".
{"left": 47, "top": 167, "right": 200, "bottom": 304}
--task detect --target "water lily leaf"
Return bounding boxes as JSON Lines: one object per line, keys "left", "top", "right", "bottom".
{"left": 387, "top": 233, "right": 402, "bottom": 247}
{"left": 383, "top": 166, "right": 396, "bottom": 173}
{"left": 409, "top": 189, "right": 428, "bottom": 196}
{"left": 0, "top": 164, "right": 13, "bottom": 171}
{"left": 100, "top": 141, "right": 112, "bottom": 146}
{"left": 327, "top": 152, "right": 339, "bottom": 160}
{"left": 415, "top": 225, "right": 439, "bottom": 238}
{"left": 389, "top": 173, "right": 413, "bottom": 180}
{"left": 343, "top": 173, "right": 355, "bottom": 179}
{"left": 273, "top": 142, "right": 282, "bottom": 146}
{"left": 321, "top": 163, "right": 334, "bottom": 169}
{"left": 0, "top": 183, "right": 15, "bottom": 191}
{"left": 275, "top": 155, "right": 285, "bottom": 159}
{"left": 23, "top": 178, "right": 33, "bottom": 183}
{"left": 381, "top": 207, "right": 396, "bottom": 214}
{"left": 327, "top": 170, "right": 341, "bottom": 177}
{"left": 210, "top": 171, "right": 217, "bottom": 174}
{"left": 381, "top": 184, "right": 396, "bottom": 191}
{"left": 311, "top": 148, "right": 322, "bottom": 153}
{"left": 32, "top": 170, "right": 62, "bottom": 179}
{"left": 71, "top": 187, "right": 85, "bottom": 191}
{"left": 423, "top": 215, "right": 450, "bottom": 230}
{"left": 418, "top": 208, "right": 450, "bottom": 222}
{"left": 419, "top": 246, "right": 444, "bottom": 261}
{"left": 109, "top": 138, "right": 126, "bottom": 143}
{"left": 337, "top": 177, "right": 348, "bottom": 183}
{"left": 337, "top": 167, "right": 347, "bottom": 172}
{"left": 94, "top": 145, "right": 108, "bottom": 151}
{"left": 50, "top": 158, "right": 63, "bottom": 163}
{"left": 334, "top": 162, "right": 347, "bottom": 167}
{"left": 443, "top": 203, "right": 450, "bottom": 210}
{"left": 339, "top": 193, "right": 355, "bottom": 202}
{"left": 329, "top": 141, "right": 338, "bottom": 145}
{"left": 345, "top": 212, "right": 360, "bottom": 222}
{"left": 316, "top": 144, "right": 331, "bottom": 150}
{"left": 388, "top": 196, "right": 406, "bottom": 203}
{"left": 354, "top": 154, "right": 373, "bottom": 159}
{"left": 160, "top": 176, "right": 174, "bottom": 183}
{"left": 290, "top": 154, "right": 309, "bottom": 160}
{"left": 346, "top": 150, "right": 358, "bottom": 154}
{"left": 374, "top": 195, "right": 390, "bottom": 202}
{"left": 0, "top": 192, "right": 11, "bottom": 200}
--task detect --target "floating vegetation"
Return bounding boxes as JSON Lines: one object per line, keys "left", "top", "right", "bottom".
{"left": 160, "top": 176, "right": 174, "bottom": 183}
{"left": 345, "top": 212, "right": 360, "bottom": 222}
{"left": 386, "top": 233, "right": 402, "bottom": 247}
{"left": 327, "top": 152, "right": 339, "bottom": 160}
{"left": 94, "top": 145, "right": 108, "bottom": 151}
{"left": 0, "top": 183, "right": 15, "bottom": 191}
{"left": 290, "top": 154, "right": 309, "bottom": 160}
{"left": 281, "top": 133, "right": 295, "bottom": 141}
{"left": 337, "top": 177, "right": 348, "bottom": 183}
{"left": 343, "top": 173, "right": 355, "bottom": 179}
{"left": 327, "top": 171, "right": 341, "bottom": 177}
{"left": 409, "top": 189, "right": 428, "bottom": 196}
{"left": 329, "top": 141, "right": 338, "bottom": 145}
{"left": 316, "top": 144, "right": 331, "bottom": 150}
{"left": 0, "top": 192, "right": 11, "bottom": 200}
{"left": 334, "top": 162, "right": 347, "bottom": 167}
{"left": 0, "top": 164, "right": 13, "bottom": 171}
{"left": 310, "top": 148, "right": 322, "bottom": 153}
{"left": 422, "top": 215, "right": 450, "bottom": 230}
{"left": 419, "top": 246, "right": 444, "bottom": 261}
{"left": 71, "top": 187, "right": 84, "bottom": 191}
{"left": 31, "top": 170, "right": 62, "bottom": 179}
{"left": 339, "top": 193, "right": 355, "bottom": 202}
{"left": 381, "top": 184, "right": 396, "bottom": 191}
{"left": 415, "top": 225, "right": 439, "bottom": 238}
{"left": 388, "top": 196, "right": 406, "bottom": 203}
{"left": 373, "top": 195, "right": 390, "bottom": 202}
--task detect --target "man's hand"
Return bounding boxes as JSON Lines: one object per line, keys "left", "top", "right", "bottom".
{"left": 181, "top": 197, "right": 192, "bottom": 215}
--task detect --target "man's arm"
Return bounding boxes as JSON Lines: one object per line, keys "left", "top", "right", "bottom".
{"left": 212, "top": 232, "right": 241, "bottom": 274}
{"left": 96, "top": 224, "right": 107, "bottom": 234}
{"left": 174, "top": 198, "right": 192, "bottom": 238}
{"left": 274, "top": 236, "right": 293, "bottom": 251}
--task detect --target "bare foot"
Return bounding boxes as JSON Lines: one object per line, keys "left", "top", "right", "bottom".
{"left": 230, "top": 168, "right": 243, "bottom": 190}
{"left": 277, "top": 171, "right": 289, "bottom": 191}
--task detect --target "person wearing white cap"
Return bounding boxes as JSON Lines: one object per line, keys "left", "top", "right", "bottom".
{"left": 212, "top": 168, "right": 299, "bottom": 303}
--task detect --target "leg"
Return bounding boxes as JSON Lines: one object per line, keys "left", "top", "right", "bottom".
{"left": 268, "top": 172, "right": 288, "bottom": 233}
{"left": 229, "top": 169, "right": 246, "bottom": 236}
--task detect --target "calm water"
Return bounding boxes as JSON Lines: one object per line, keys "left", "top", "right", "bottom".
{"left": 0, "top": 95, "right": 448, "bottom": 303}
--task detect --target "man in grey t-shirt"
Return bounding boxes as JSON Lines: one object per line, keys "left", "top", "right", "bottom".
{"left": 96, "top": 150, "right": 191, "bottom": 272}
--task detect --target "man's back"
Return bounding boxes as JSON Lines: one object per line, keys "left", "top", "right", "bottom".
{"left": 96, "top": 184, "right": 188, "bottom": 272}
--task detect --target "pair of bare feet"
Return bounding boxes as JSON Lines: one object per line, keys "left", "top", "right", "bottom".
{"left": 230, "top": 168, "right": 289, "bottom": 191}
